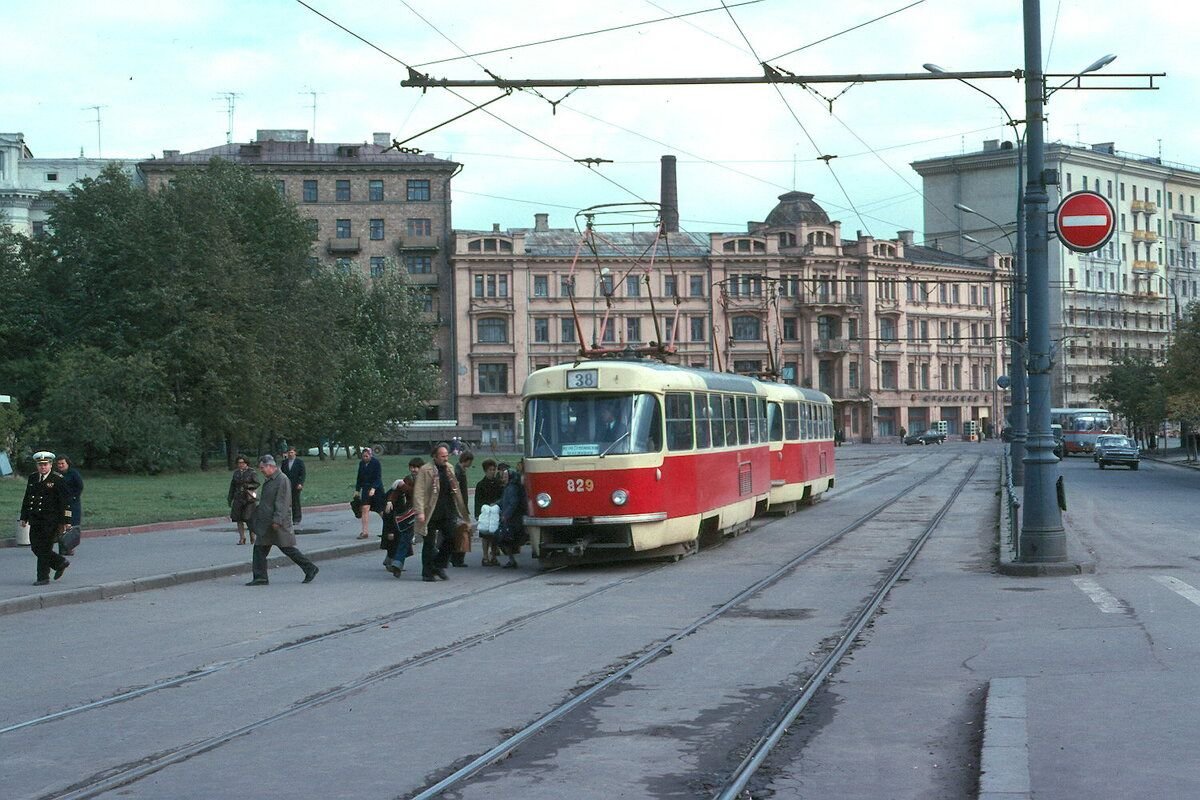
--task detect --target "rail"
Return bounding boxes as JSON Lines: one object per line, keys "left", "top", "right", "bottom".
{"left": 1001, "top": 445, "right": 1021, "bottom": 555}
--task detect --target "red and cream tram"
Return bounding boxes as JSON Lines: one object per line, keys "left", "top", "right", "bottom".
{"left": 521, "top": 360, "right": 835, "bottom": 564}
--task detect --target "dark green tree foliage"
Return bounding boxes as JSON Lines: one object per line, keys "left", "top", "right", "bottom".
{"left": 1093, "top": 355, "right": 1166, "bottom": 438}
{"left": 0, "top": 160, "right": 438, "bottom": 471}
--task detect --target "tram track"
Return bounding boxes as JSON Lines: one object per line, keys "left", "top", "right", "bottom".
{"left": 401, "top": 454, "right": 973, "bottom": 799}
{"left": 715, "top": 455, "right": 983, "bottom": 799}
{"left": 10, "top": 451, "right": 967, "bottom": 800}
{"left": 2, "top": 449, "right": 920, "bottom": 741}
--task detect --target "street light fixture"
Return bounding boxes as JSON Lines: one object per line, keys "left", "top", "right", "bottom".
{"left": 927, "top": 63, "right": 1028, "bottom": 484}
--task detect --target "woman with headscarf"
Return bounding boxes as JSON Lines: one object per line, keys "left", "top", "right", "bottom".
{"left": 227, "top": 455, "right": 259, "bottom": 545}
{"left": 497, "top": 462, "right": 527, "bottom": 569}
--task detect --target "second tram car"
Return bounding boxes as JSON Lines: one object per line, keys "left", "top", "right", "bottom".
{"left": 522, "top": 360, "right": 835, "bottom": 564}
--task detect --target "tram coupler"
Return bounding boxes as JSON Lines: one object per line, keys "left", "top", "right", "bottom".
{"left": 565, "top": 537, "right": 593, "bottom": 557}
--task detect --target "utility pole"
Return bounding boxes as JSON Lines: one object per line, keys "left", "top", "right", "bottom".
{"left": 1018, "top": 0, "right": 1064, "bottom": 562}
{"left": 82, "top": 105, "right": 106, "bottom": 157}
{"left": 216, "top": 92, "right": 241, "bottom": 144}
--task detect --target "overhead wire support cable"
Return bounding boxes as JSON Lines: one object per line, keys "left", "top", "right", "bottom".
{"left": 400, "top": 69, "right": 1021, "bottom": 89}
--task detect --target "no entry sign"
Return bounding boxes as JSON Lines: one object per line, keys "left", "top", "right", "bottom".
{"left": 1055, "top": 191, "right": 1116, "bottom": 253}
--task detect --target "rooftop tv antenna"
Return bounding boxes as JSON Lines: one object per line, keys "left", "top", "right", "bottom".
{"left": 216, "top": 92, "right": 242, "bottom": 144}
{"left": 301, "top": 89, "right": 321, "bottom": 140}
{"left": 82, "top": 105, "right": 107, "bottom": 157}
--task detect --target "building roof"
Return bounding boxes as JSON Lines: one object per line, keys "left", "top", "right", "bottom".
{"left": 903, "top": 243, "right": 993, "bottom": 271}
{"left": 142, "top": 135, "right": 458, "bottom": 170}
{"left": 461, "top": 228, "right": 712, "bottom": 258}
{"left": 762, "top": 191, "right": 830, "bottom": 227}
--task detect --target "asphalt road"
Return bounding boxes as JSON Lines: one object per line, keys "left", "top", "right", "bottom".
{"left": 4, "top": 444, "right": 1199, "bottom": 799}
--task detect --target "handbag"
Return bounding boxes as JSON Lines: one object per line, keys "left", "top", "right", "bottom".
{"left": 58, "top": 525, "right": 81, "bottom": 552}
{"left": 350, "top": 493, "right": 363, "bottom": 518}
{"left": 454, "top": 520, "right": 472, "bottom": 553}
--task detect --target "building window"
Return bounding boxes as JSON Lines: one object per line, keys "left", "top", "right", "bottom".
{"left": 881, "top": 361, "right": 898, "bottom": 389}
{"left": 849, "top": 362, "right": 859, "bottom": 389}
{"left": 406, "top": 255, "right": 432, "bottom": 274}
{"left": 879, "top": 317, "right": 897, "bottom": 341}
{"left": 664, "top": 275, "right": 678, "bottom": 298}
{"left": 477, "top": 317, "right": 508, "bottom": 343}
{"left": 31, "top": 221, "right": 46, "bottom": 238}
{"left": 46, "top": 172, "right": 59, "bottom": 182}
{"left": 336, "top": 180, "right": 351, "bottom": 201}
{"left": 370, "top": 256, "right": 386, "bottom": 278}
{"left": 411, "top": 287, "right": 434, "bottom": 312}
{"left": 303, "top": 180, "right": 318, "bottom": 202}
{"left": 478, "top": 364, "right": 508, "bottom": 394}
{"left": 407, "top": 179, "right": 431, "bottom": 201}
{"left": 690, "top": 316, "right": 706, "bottom": 342}
{"left": 369, "top": 219, "right": 384, "bottom": 240}
{"left": 783, "top": 317, "right": 798, "bottom": 340}
{"left": 533, "top": 318, "right": 549, "bottom": 343}
{"left": 533, "top": 275, "right": 549, "bottom": 297}
{"left": 690, "top": 275, "right": 705, "bottom": 297}
{"left": 369, "top": 179, "right": 384, "bottom": 201}
{"left": 474, "top": 273, "right": 510, "bottom": 297}
{"left": 561, "top": 318, "right": 577, "bottom": 342}
{"left": 336, "top": 219, "right": 352, "bottom": 238}
{"left": 407, "top": 218, "right": 432, "bottom": 236}
{"left": 599, "top": 274, "right": 615, "bottom": 296}
{"left": 275, "top": 179, "right": 285, "bottom": 197}
{"left": 560, "top": 276, "right": 575, "bottom": 297}
{"left": 626, "top": 317, "right": 642, "bottom": 342}
{"left": 733, "top": 360, "right": 762, "bottom": 376}
{"left": 731, "top": 315, "right": 761, "bottom": 341}
{"left": 626, "top": 276, "right": 641, "bottom": 297}
{"left": 335, "top": 257, "right": 352, "bottom": 274}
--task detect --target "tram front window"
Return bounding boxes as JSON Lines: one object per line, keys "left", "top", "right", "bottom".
{"left": 526, "top": 394, "right": 662, "bottom": 457}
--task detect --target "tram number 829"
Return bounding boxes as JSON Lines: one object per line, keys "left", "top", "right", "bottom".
{"left": 566, "top": 478, "right": 595, "bottom": 492}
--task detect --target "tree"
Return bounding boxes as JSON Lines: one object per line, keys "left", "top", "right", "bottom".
{"left": 1093, "top": 356, "right": 1166, "bottom": 444}
{"left": 1163, "top": 304, "right": 1200, "bottom": 459}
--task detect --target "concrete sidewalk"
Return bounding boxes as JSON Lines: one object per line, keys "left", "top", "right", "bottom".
{"left": 0, "top": 507, "right": 378, "bottom": 616}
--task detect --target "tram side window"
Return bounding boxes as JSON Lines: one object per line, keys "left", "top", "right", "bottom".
{"left": 694, "top": 393, "right": 713, "bottom": 448}
{"left": 784, "top": 401, "right": 800, "bottom": 440}
{"left": 757, "top": 397, "right": 768, "bottom": 443}
{"left": 734, "top": 393, "right": 744, "bottom": 443}
{"left": 709, "top": 394, "right": 726, "bottom": 448}
{"left": 666, "top": 393, "right": 695, "bottom": 451}
{"left": 805, "top": 403, "right": 815, "bottom": 440}
{"left": 768, "top": 402, "right": 784, "bottom": 442}
{"left": 823, "top": 406, "right": 832, "bottom": 438}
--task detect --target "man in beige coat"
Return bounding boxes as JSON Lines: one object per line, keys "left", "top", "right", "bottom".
{"left": 413, "top": 443, "right": 470, "bottom": 581}
{"left": 246, "top": 455, "right": 319, "bottom": 585}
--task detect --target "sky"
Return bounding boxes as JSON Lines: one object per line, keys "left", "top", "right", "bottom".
{"left": 5, "top": 0, "right": 1194, "bottom": 241}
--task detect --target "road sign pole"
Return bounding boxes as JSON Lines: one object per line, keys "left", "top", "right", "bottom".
{"left": 1019, "top": 0, "right": 1066, "bottom": 562}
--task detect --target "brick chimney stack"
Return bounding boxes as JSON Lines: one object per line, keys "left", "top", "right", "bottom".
{"left": 660, "top": 155, "right": 679, "bottom": 233}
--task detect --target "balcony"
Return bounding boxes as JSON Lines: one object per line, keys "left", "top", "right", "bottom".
{"left": 1131, "top": 290, "right": 1161, "bottom": 302}
{"left": 1132, "top": 200, "right": 1158, "bottom": 214}
{"left": 1132, "top": 230, "right": 1158, "bottom": 242}
{"left": 327, "top": 237, "right": 361, "bottom": 254}
{"left": 803, "top": 293, "right": 864, "bottom": 308}
{"left": 1132, "top": 260, "right": 1158, "bottom": 273}
{"left": 813, "top": 338, "right": 862, "bottom": 354}
{"left": 396, "top": 235, "right": 440, "bottom": 252}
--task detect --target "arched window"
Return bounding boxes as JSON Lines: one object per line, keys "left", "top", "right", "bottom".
{"left": 731, "top": 315, "right": 761, "bottom": 341}
{"left": 779, "top": 232, "right": 797, "bottom": 247}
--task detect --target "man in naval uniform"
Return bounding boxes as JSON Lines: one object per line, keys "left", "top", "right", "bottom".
{"left": 19, "top": 451, "right": 72, "bottom": 586}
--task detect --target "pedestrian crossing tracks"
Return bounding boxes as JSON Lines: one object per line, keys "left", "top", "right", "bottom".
{"left": 1072, "top": 574, "right": 1200, "bottom": 614}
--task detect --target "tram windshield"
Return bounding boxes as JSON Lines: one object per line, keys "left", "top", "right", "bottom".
{"left": 525, "top": 393, "right": 662, "bottom": 457}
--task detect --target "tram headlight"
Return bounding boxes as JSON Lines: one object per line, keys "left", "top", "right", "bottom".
{"left": 611, "top": 489, "right": 629, "bottom": 506}
{"left": 536, "top": 492, "right": 552, "bottom": 509}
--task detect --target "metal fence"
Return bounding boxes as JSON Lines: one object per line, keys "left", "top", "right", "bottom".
{"left": 1001, "top": 446, "right": 1021, "bottom": 555}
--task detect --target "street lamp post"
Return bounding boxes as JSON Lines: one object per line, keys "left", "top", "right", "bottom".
{"left": 925, "top": 62, "right": 1027, "bottom": 485}
{"left": 1020, "top": 0, "right": 1118, "bottom": 562}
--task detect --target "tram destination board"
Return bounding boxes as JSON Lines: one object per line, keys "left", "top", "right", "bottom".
{"left": 566, "top": 369, "right": 599, "bottom": 389}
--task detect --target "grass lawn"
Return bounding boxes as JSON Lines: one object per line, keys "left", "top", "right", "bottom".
{"left": 1, "top": 450, "right": 523, "bottom": 536}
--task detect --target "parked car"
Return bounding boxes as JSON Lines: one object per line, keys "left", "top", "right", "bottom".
{"left": 1093, "top": 434, "right": 1140, "bottom": 470}
{"left": 904, "top": 429, "right": 946, "bottom": 446}
{"left": 1052, "top": 423, "right": 1065, "bottom": 459}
